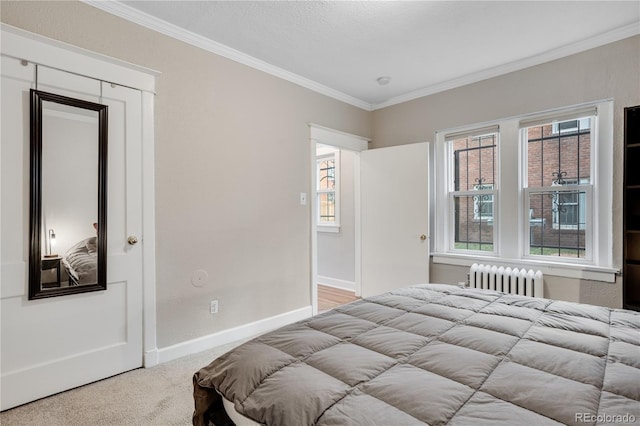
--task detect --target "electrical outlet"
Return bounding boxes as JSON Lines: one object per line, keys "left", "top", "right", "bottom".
{"left": 210, "top": 300, "right": 218, "bottom": 314}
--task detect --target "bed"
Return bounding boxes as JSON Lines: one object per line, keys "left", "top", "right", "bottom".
{"left": 62, "top": 236, "right": 97, "bottom": 286}
{"left": 193, "top": 284, "right": 640, "bottom": 426}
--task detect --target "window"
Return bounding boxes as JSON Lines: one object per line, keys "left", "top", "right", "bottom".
{"left": 316, "top": 148, "right": 340, "bottom": 231}
{"left": 449, "top": 130, "right": 497, "bottom": 252}
{"left": 318, "top": 157, "right": 336, "bottom": 222}
{"left": 473, "top": 183, "right": 494, "bottom": 221}
{"left": 551, "top": 179, "right": 588, "bottom": 231}
{"left": 552, "top": 117, "right": 590, "bottom": 134}
{"left": 434, "top": 101, "right": 615, "bottom": 281}
{"left": 524, "top": 116, "right": 592, "bottom": 258}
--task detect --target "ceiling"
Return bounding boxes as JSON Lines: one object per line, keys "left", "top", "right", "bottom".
{"left": 93, "top": 1, "right": 639, "bottom": 110}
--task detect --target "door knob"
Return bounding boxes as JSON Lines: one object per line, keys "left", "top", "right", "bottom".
{"left": 420, "top": 234, "right": 427, "bottom": 241}
{"left": 127, "top": 235, "right": 139, "bottom": 245}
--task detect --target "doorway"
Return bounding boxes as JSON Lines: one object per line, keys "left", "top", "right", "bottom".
{"left": 309, "top": 126, "right": 431, "bottom": 314}
{"left": 309, "top": 125, "right": 369, "bottom": 315}
{"left": 315, "top": 143, "right": 360, "bottom": 312}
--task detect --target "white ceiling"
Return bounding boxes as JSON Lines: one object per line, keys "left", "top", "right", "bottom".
{"left": 93, "top": 1, "right": 639, "bottom": 110}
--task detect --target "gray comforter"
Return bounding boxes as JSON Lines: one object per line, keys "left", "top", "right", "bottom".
{"left": 193, "top": 284, "right": 640, "bottom": 425}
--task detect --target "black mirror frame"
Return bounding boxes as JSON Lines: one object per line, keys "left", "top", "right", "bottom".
{"left": 29, "top": 89, "right": 108, "bottom": 300}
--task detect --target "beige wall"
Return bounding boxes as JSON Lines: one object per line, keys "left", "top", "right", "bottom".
{"left": 0, "top": 1, "right": 371, "bottom": 347}
{"left": 373, "top": 35, "right": 640, "bottom": 307}
{"left": 2, "top": 0, "right": 636, "bottom": 355}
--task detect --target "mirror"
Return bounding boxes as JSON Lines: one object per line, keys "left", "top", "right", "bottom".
{"left": 29, "top": 89, "right": 108, "bottom": 300}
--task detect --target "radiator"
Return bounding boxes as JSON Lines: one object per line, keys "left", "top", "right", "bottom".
{"left": 469, "top": 263, "right": 544, "bottom": 298}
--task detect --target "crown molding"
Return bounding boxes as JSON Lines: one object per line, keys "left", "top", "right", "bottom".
{"left": 84, "top": 1, "right": 638, "bottom": 113}
{"left": 82, "top": 0, "right": 374, "bottom": 111}
{"left": 372, "top": 21, "right": 640, "bottom": 110}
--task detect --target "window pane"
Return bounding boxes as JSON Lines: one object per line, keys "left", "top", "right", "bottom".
{"left": 473, "top": 184, "right": 493, "bottom": 220}
{"left": 318, "top": 193, "right": 335, "bottom": 222}
{"left": 526, "top": 117, "right": 591, "bottom": 188}
{"left": 318, "top": 160, "right": 335, "bottom": 190}
{"left": 528, "top": 192, "right": 586, "bottom": 258}
{"left": 453, "top": 195, "right": 494, "bottom": 251}
{"left": 453, "top": 134, "right": 497, "bottom": 191}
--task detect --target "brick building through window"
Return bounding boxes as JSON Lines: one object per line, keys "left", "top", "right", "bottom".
{"left": 452, "top": 118, "right": 591, "bottom": 258}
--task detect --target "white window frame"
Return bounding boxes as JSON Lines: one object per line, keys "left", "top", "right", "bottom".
{"left": 433, "top": 101, "right": 616, "bottom": 283}
{"left": 445, "top": 128, "right": 499, "bottom": 255}
{"left": 316, "top": 150, "right": 340, "bottom": 233}
{"left": 522, "top": 116, "right": 593, "bottom": 262}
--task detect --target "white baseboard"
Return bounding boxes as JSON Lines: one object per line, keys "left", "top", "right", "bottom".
{"left": 317, "top": 276, "right": 356, "bottom": 292}
{"left": 144, "top": 349, "right": 159, "bottom": 368}
{"left": 155, "top": 305, "right": 313, "bottom": 365}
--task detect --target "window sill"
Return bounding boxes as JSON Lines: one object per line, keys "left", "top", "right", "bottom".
{"left": 317, "top": 225, "right": 340, "bottom": 234}
{"left": 431, "top": 252, "right": 619, "bottom": 283}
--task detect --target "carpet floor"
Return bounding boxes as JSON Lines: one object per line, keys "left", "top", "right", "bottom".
{"left": 0, "top": 339, "right": 249, "bottom": 426}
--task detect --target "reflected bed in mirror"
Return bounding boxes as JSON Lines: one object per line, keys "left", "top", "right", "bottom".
{"left": 29, "top": 89, "right": 108, "bottom": 300}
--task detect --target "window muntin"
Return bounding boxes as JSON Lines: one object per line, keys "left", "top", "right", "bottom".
{"left": 450, "top": 132, "right": 497, "bottom": 253}
{"left": 524, "top": 116, "right": 593, "bottom": 260}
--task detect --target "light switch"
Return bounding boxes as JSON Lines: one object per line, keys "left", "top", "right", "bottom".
{"left": 300, "top": 192, "right": 307, "bottom": 205}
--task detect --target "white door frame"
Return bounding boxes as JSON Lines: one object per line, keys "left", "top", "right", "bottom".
{"left": 309, "top": 124, "right": 369, "bottom": 315}
{"left": 0, "top": 24, "right": 160, "bottom": 367}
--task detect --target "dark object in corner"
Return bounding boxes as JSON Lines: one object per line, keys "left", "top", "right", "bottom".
{"left": 624, "top": 105, "right": 640, "bottom": 311}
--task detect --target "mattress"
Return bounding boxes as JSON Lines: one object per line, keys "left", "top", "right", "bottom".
{"left": 193, "top": 284, "right": 640, "bottom": 426}
{"left": 222, "top": 397, "right": 261, "bottom": 426}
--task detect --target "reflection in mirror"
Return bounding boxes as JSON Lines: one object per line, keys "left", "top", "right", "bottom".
{"left": 29, "top": 90, "right": 108, "bottom": 299}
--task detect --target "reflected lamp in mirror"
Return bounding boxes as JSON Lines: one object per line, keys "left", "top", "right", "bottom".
{"left": 45, "top": 228, "right": 57, "bottom": 258}
{"left": 29, "top": 89, "right": 108, "bottom": 300}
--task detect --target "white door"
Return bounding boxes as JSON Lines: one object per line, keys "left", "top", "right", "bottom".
{"left": 0, "top": 59, "right": 143, "bottom": 410}
{"left": 360, "top": 142, "right": 430, "bottom": 297}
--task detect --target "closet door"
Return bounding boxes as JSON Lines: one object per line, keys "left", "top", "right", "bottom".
{"left": 0, "top": 60, "right": 144, "bottom": 410}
